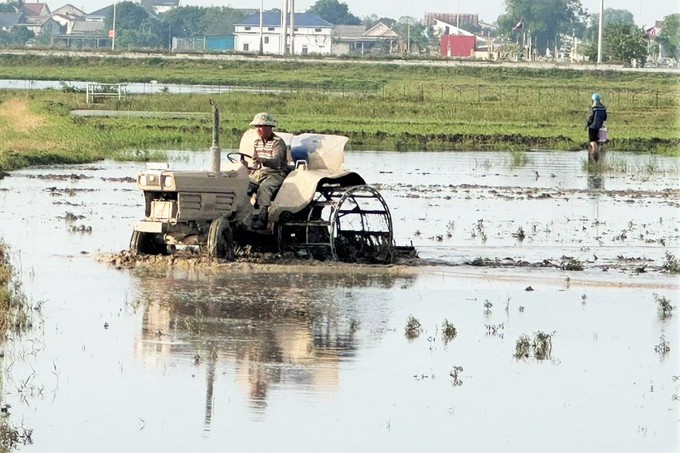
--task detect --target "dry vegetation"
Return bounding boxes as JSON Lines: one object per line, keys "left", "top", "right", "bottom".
{"left": 0, "top": 241, "right": 34, "bottom": 450}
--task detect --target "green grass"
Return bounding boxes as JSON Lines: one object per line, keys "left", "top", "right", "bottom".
{"left": 0, "top": 53, "right": 678, "bottom": 171}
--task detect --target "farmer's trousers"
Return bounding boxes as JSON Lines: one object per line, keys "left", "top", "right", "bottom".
{"left": 248, "top": 169, "right": 286, "bottom": 209}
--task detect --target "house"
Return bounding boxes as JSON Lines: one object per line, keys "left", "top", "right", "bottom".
{"left": 332, "top": 22, "right": 401, "bottom": 55}
{"left": 69, "top": 19, "right": 106, "bottom": 36}
{"left": 234, "top": 11, "right": 333, "bottom": 55}
{"left": 19, "top": 2, "right": 51, "bottom": 17}
{"left": 23, "top": 15, "right": 62, "bottom": 36}
{"left": 50, "top": 5, "right": 110, "bottom": 49}
{"left": 440, "top": 34, "right": 475, "bottom": 57}
{"left": 50, "top": 4, "right": 86, "bottom": 32}
{"left": 52, "top": 18, "right": 110, "bottom": 48}
{"left": 69, "top": 5, "right": 110, "bottom": 35}
{"left": 424, "top": 12, "right": 478, "bottom": 28}
{"left": 51, "top": 4, "right": 86, "bottom": 17}
{"left": 433, "top": 19, "right": 496, "bottom": 59}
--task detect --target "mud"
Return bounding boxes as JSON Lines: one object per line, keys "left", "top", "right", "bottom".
{"left": 0, "top": 149, "right": 677, "bottom": 453}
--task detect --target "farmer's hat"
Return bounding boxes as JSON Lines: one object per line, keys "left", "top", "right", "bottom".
{"left": 250, "top": 112, "right": 277, "bottom": 127}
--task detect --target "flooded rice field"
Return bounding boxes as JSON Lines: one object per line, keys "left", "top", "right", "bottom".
{"left": 0, "top": 149, "right": 678, "bottom": 452}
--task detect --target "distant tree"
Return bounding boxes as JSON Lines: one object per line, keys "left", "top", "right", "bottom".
{"left": 307, "top": 0, "right": 360, "bottom": 25}
{"left": 656, "top": 14, "right": 680, "bottom": 60}
{"left": 584, "top": 8, "right": 635, "bottom": 41}
{"left": 496, "top": 0, "right": 587, "bottom": 53}
{"left": 161, "top": 6, "right": 206, "bottom": 38}
{"left": 0, "top": 25, "right": 34, "bottom": 46}
{"left": 603, "top": 23, "right": 648, "bottom": 66}
{"left": 0, "top": 1, "right": 21, "bottom": 13}
{"left": 391, "top": 17, "right": 430, "bottom": 54}
{"left": 161, "top": 6, "right": 247, "bottom": 38}
{"left": 362, "top": 14, "right": 396, "bottom": 29}
{"left": 603, "top": 8, "right": 635, "bottom": 25}
{"left": 106, "top": 1, "right": 164, "bottom": 49}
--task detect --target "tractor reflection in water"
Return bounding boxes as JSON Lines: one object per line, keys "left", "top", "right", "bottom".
{"left": 130, "top": 125, "right": 412, "bottom": 263}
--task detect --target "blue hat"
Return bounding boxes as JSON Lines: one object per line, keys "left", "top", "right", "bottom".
{"left": 591, "top": 93, "right": 600, "bottom": 101}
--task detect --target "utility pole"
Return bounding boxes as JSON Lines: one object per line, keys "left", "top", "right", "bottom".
{"left": 259, "top": 0, "right": 263, "bottom": 55}
{"left": 111, "top": 0, "right": 116, "bottom": 51}
{"left": 456, "top": 0, "right": 460, "bottom": 34}
{"left": 597, "top": 0, "right": 603, "bottom": 64}
{"left": 289, "top": 0, "right": 295, "bottom": 55}
{"left": 407, "top": 23, "right": 410, "bottom": 54}
{"left": 280, "top": 0, "right": 288, "bottom": 55}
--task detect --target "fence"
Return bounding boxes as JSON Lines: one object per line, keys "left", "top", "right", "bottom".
{"left": 86, "top": 83, "right": 124, "bottom": 104}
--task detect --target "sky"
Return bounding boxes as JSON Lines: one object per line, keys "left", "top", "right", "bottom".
{"left": 72, "top": 0, "right": 676, "bottom": 29}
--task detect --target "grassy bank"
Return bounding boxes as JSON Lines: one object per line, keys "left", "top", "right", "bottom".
{"left": 0, "top": 54, "right": 678, "bottom": 171}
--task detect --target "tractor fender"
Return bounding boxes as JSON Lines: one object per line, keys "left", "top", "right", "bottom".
{"left": 268, "top": 169, "right": 365, "bottom": 222}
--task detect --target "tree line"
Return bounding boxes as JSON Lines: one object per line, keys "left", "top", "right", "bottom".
{"left": 0, "top": 0, "right": 677, "bottom": 65}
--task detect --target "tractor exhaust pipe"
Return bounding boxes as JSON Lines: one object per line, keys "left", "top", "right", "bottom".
{"left": 209, "top": 99, "right": 220, "bottom": 173}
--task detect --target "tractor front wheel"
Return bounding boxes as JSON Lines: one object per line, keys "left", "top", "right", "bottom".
{"left": 207, "top": 216, "right": 235, "bottom": 261}
{"left": 130, "top": 231, "right": 170, "bottom": 256}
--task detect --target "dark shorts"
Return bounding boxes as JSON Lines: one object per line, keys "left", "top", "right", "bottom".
{"left": 588, "top": 128, "right": 599, "bottom": 142}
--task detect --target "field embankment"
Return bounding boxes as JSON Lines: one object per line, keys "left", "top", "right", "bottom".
{"left": 0, "top": 53, "right": 678, "bottom": 171}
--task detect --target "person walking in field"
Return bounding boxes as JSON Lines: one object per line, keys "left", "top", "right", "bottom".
{"left": 247, "top": 112, "right": 289, "bottom": 229}
{"left": 586, "top": 93, "right": 607, "bottom": 162}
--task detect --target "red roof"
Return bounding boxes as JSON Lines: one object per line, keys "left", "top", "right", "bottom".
{"left": 21, "top": 3, "right": 49, "bottom": 16}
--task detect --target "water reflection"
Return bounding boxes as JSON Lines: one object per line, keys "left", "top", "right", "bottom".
{"left": 132, "top": 269, "right": 416, "bottom": 428}
{"left": 587, "top": 170, "right": 605, "bottom": 190}
{"left": 0, "top": 78, "right": 280, "bottom": 95}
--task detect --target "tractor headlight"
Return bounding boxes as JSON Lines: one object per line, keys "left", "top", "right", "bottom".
{"left": 162, "top": 175, "right": 174, "bottom": 189}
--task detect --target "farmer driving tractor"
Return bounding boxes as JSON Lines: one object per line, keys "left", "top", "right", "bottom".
{"left": 246, "top": 112, "right": 289, "bottom": 229}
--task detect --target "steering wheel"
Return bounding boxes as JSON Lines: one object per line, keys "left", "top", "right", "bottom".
{"left": 227, "top": 152, "right": 260, "bottom": 171}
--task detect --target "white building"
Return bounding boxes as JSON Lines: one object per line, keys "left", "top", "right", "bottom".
{"left": 234, "top": 11, "right": 333, "bottom": 55}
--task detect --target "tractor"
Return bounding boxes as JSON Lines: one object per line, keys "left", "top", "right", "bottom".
{"left": 130, "top": 105, "right": 414, "bottom": 263}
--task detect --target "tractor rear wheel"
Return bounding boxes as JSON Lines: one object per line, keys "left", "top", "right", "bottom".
{"left": 207, "top": 216, "right": 235, "bottom": 261}
{"left": 277, "top": 185, "right": 394, "bottom": 264}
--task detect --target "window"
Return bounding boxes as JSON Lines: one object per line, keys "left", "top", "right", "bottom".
{"left": 315, "top": 28, "right": 322, "bottom": 33}
{"left": 264, "top": 37, "right": 269, "bottom": 44}
{"left": 302, "top": 45, "right": 308, "bottom": 55}
{"left": 243, "top": 43, "right": 249, "bottom": 51}
{"left": 245, "top": 26, "right": 251, "bottom": 31}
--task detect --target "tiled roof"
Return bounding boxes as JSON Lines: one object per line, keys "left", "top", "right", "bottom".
{"left": 88, "top": 6, "right": 112, "bottom": 16}
{"left": 238, "top": 12, "right": 331, "bottom": 28}
{"left": 52, "top": 4, "right": 86, "bottom": 17}
{"left": 21, "top": 3, "right": 48, "bottom": 16}
{"left": 70, "top": 19, "right": 106, "bottom": 34}
{"left": 0, "top": 12, "right": 22, "bottom": 28}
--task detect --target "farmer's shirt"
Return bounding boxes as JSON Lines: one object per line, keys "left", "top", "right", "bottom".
{"left": 253, "top": 134, "right": 288, "bottom": 172}
{"left": 587, "top": 103, "right": 607, "bottom": 130}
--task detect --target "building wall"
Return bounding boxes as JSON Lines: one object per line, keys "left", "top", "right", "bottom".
{"left": 235, "top": 24, "right": 332, "bottom": 55}
{"left": 205, "top": 35, "right": 234, "bottom": 51}
{"left": 440, "top": 35, "right": 475, "bottom": 57}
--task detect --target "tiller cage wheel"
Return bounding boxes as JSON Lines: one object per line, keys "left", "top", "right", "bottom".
{"left": 286, "top": 185, "right": 394, "bottom": 263}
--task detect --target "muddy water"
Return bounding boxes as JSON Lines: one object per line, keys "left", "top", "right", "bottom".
{"left": 0, "top": 150, "right": 678, "bottom": 452}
